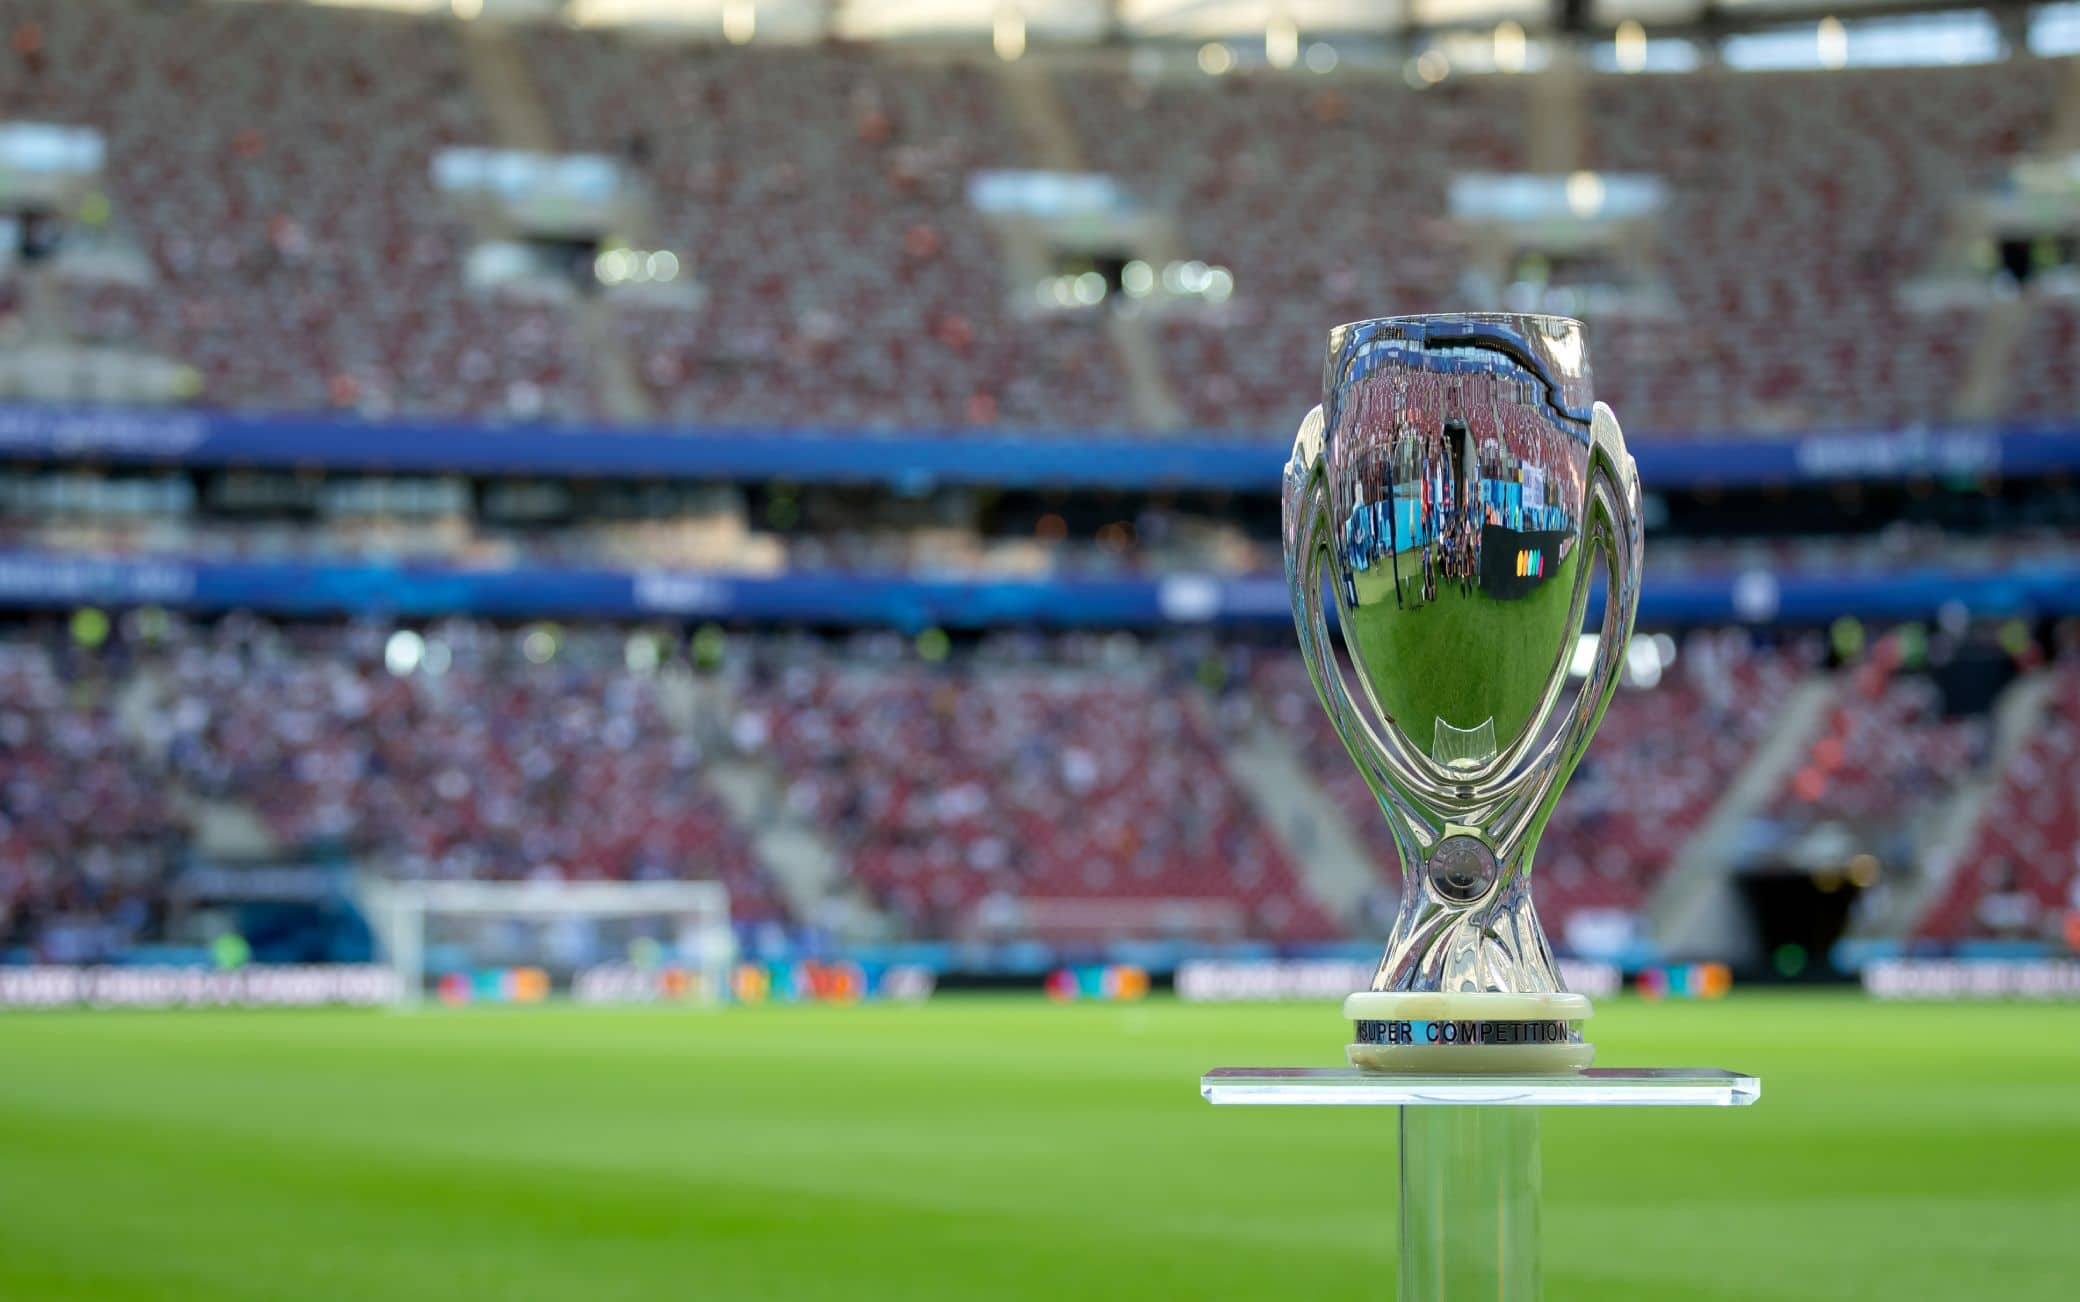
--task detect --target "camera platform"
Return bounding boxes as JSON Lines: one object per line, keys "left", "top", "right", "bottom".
{"left": 1201, "top": 1067, "right": 1759, "bottom": 1299}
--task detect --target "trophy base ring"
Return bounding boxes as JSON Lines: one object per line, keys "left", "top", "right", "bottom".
{"left": 1342, "top": 991, "right": 1594, "bottom": 1075}
{"left": 1342, "top": 991, "right": 1592, "bottom": 1022}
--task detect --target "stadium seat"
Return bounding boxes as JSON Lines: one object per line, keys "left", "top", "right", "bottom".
{"left": 740, "top": 642, "right": 1336, "bottom": 942}
{"left": 1251, "top": 631, "right": 1814, "bottom": 936}
{"left": 1917, "top": 658, "right": 2080, "bottom": 942}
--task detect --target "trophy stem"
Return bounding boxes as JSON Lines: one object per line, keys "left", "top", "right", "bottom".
{"left": 1398, "top": 1105, "right": 1542, "bottom": 1301}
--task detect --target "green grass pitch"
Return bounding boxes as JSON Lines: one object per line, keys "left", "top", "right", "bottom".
{"left": 1, "top": 993, "right": 2075, "bottom": 1301}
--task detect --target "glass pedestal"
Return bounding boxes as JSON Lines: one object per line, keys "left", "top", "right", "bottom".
{"left": 1201, "top": 1068, "right": 1760, "bottom": 1300}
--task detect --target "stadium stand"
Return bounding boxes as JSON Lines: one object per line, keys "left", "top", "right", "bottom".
{"left": 1770, "top": 639, "right": 1989, "bottom": 829}
{"left": 1918, "top": 656, "right": 2080, "bottom": 942}
{"left": 518, "top": 29, "right": 1130, "bottom": 431}
{"left": 1584, "top": 63, "right": 2064, "bottom": 436}
{"left": 3, "top": 0, "right": 597, "bottom": 420}
{"left": 738, "top": 638, "right": 1337, "bottom": 941}
{"left": 0, "top": 633, "right": 180, "bottom": 960}
{"left": 2010, "top": 300, "right": 2080, "bottom": 426}
{"left": 1053, "top": 68, "right": 1523, "bottom": 434}
{"left": 1250, "top": 631, "right": 1817, "bottom": 938}
{"left": 0, "top": 618, "right": 783, "bottom": 958}
{"left": 2, "top": 610, "right": 2074, "bottom": 959}
{"left": 5, "top": 1, "right": 2068, "bottom": 438}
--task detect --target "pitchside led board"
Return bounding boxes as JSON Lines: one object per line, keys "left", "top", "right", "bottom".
{"left": 1203, "top": 314, "right": 1759, "bottom": 1300}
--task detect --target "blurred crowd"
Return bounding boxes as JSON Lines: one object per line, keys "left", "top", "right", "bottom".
{"left": 1769, "top": 646, "right": 1989, "bottom": 829}
{"left": 8, "top": 616, "right": 2076, "bottom": 963}
{"left": 3, "top": 0, "right": 2074, "bottom": 437}
{"left": 1253, "top": 629, "right": 1822, "bottom": 946}
{"left": 735, "top": 632, "right": 1334, "bottom": 942}
{"left": 0, "top": 616, "right": 780, "bottom": 959}
{"left": 4, "top": 0, "right": 596, "bottom": 420}
{"left": 0, "top": 633, "right": 181, "bottom": 960}
{"left": 3, "top": 0, "right": 2077, "bottom": 978}
{"left": 1922, "top": 660, "right": 2080, "bottom": 945}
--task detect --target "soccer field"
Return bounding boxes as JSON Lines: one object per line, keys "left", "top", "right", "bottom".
{"left": 1, "top": 994, "right": 2074, "bottom": 1301}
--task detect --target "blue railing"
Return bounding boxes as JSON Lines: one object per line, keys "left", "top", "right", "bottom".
{"left": 3, "top": 404, "right": 2076, "bottom": 491}
{"left": 3, "top": 551, "right": 2076, "bottom": 627}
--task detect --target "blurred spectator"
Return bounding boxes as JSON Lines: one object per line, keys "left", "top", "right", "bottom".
{"left": 1250, "top": 628, "right": 1817, "bottom": 936}
{"left": 737, "top": 634, "right": 1335, "bottom": 942}
{"left": 0, "top": 617, "right": 782, "bottom": 956}
{"left": 7, "top": 2, "right": 2065, "bottom": 438}
{"left": 1920, "top": 655, "right": 2080, "bottom": 942}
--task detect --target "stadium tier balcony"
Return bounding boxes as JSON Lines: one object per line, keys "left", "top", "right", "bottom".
{"left": 1917, "top": 659, "right": 2080, "bottom": 943}
{"left": 3, "top": 0, "right": 596, "bottom": 421}
{"left": 521, "top": 32, "right": 1128, "bottom": 432}
{"left": 1651, "top": 529, "right": 2080, "bottom": 578}
{"left": 1252, "top": 632, "right": 1812, "bottom": 937}
{"left": 741, "top": 649, "right": 1336, "bottom": 942}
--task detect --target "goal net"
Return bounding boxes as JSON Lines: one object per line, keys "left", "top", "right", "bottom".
{"left": 359, "top": 879, "right": 734, "bottom": 1008}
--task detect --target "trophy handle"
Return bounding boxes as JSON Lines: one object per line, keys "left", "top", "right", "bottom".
{"left": 1503, "top": 401, "right": 1645, "bottom": 852}
{"left": 1282, "top": 406, "right": 1443, "bottom": 858}
{"left": 1282, "top": 400, "right": 1642, "bottom": 876}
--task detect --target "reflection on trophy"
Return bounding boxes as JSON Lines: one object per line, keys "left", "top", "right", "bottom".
{"left": 1281, "top": 313, "right": 1643, "bottom": 1073}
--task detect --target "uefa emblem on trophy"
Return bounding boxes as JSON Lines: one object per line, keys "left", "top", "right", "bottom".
{"left": 1281, "top": 313, "right": 1644, "bottom": 1073}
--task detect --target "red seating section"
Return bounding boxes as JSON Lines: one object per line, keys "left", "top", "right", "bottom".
{"left": 9, "top": 1, "right": 2069, "bottom": 436}
{"left": 0, "top": 638, "right": 179, "bottom": 959}
{"left": 1253, "top": 633, "right": 1812, "bottom": 935}
{"left": 742, "top": 653, "right": 1336, "bottom": 941}
{"left": 2011, "top": 301, "right": 2080, "bottom": 427}
{"left": 3, "top": 0, "right": 596, "bottom": 421}
{"left": 519, "top": 31, "right": 1128, "bottom": 432}
{"left": 1917, "top": 660, "right": 2080, "bottom": 941}
{"left": 1585, "top": 65, "right": 2061, "bottom": 437}
{"left": 1771, "top": 643, "right": 1986, "bottom": 828}
{"left": 1056, "top": 71, "right": 1522, "bottom": 435}
{"left": 0, "top": 620, "right": 781, "bottom": 959}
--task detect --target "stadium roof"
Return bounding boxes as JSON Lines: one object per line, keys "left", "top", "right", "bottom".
{"left": 320, "top": 0, "right": 2052, "bottom": 45}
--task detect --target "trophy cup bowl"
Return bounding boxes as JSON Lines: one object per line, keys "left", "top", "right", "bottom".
{"left": 1281, "top": 313, "right": 1643, "bottom": 1073}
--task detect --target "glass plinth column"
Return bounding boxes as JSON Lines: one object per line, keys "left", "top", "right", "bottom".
{"left": 1201, "top": 1068, "right": 1760, "bottom": 1300}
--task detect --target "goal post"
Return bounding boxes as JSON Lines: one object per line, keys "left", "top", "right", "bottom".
{"left": 359, "top": 878, "right": 735, "bottom": 1008}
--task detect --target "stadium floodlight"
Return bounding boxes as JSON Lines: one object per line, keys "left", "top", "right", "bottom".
{"left": 1204, "top": 312, "right": 1756, "bottom": 1299}
{"left": 722, "top": 0, "right": 755, "bottom": 45}
{"left": 1613, "top": 19, "right": 1646, "bottom": 71}
{"left": 1265, "top": 14, "right": 1299, "bottom": 70}
{"left": 993, "top": 5, "right": 1025, "bottom": 62}
{"left": 359, "top": 878, "right": 734, "bottom": 1008}
{"left": 1493, "top": 22, "right": 1526, "bottom": 75}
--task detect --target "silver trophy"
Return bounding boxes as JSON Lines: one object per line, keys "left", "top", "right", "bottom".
{"left": 1282, "top": 313, "right": 1643, "bottom": 1072}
